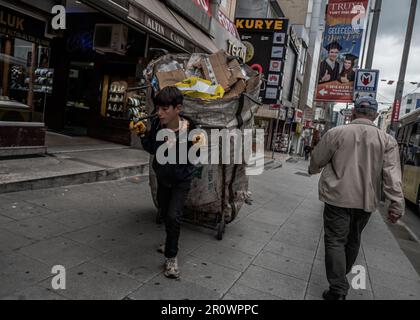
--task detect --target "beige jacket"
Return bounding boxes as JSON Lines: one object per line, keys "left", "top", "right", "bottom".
{"left": 309, "top": 119, "right": 405, "bottom": 214}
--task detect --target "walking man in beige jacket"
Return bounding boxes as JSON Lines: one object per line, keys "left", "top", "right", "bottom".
{"left": 309, "top": 96, "right": 405, "bottom": 300}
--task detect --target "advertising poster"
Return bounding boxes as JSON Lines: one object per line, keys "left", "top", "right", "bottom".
{"left": 235, "top": 18, "right": 289, "bottom": 105}
{"left": 315, "top": 0, "right": 369, "bottom": 103}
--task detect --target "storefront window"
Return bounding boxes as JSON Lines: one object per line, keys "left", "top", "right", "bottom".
{"left": 0, "top": 35, "right": 52, "bottom": 122}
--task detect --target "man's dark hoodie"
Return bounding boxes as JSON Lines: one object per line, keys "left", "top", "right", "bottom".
{"left": 140, "top": 115, "right": 197, "bottom": 187}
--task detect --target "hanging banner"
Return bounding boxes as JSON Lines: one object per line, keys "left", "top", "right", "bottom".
{"left": 315, "top": 0, "right": 369, "bottom": 103}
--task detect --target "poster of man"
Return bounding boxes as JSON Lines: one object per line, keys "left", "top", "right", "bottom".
{"left": 318, "top": 41, "right": 343, "bottom": 84}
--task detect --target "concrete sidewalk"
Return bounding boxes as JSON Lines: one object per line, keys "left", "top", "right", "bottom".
{"left": 0, "top": 160, "right": 419, "bottom": 300}
{"left": 0, "top": 147, "right": 149, "bottom": 194}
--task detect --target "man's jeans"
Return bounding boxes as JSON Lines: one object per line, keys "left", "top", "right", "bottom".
{"left": 323, "top": 203, "right": 371, "bottom": 295}
{"left": 157, "top": 181, "right": 191, "bottom": 259}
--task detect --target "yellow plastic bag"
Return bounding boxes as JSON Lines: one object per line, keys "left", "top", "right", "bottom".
{"left": 175, "top": 77, "right": 225, "bottom": 100}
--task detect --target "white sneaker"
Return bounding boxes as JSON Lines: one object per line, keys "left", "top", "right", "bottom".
{"left": 164, "top": 257, "right": 180, "bottom": 279}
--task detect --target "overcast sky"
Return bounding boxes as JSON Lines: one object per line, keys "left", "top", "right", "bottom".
{"left": 369, "top": 0, "right": 420, "bottom": 110}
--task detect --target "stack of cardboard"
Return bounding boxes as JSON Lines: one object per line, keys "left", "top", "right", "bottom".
{"left": 153, "top": 50, "right": 260, "bottom": 100}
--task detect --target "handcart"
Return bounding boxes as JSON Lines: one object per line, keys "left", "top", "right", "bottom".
{"left": 144, "top": 52, "right": 262, "bottom": 240}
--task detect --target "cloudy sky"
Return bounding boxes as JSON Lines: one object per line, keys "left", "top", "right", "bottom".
{"left": 369, "top": 0, "right": 420, "bottom": 110}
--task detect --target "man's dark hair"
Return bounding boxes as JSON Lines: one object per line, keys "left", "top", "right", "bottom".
{"left": 153, "top": 86, "right": 184, "bottom": 108}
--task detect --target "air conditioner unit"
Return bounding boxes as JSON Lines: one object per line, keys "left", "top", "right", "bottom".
{"left": 93, "top": 24, "right": 128, "bottom": 55}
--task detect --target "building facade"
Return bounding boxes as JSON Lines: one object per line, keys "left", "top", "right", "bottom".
{"left": 236, "top": 0, "right": 316, "bottom": 154}
{"left": 399, "top": 92, "right": 420, "bottom": 118}
{"left": 0, "top": 0, "right": 244, "bottom": 149}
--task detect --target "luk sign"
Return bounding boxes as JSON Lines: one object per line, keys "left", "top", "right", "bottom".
{"left": 354, "top": 69, "right": 379, "bottom": 100}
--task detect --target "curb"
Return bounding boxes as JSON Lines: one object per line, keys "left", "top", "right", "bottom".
{"left": 0, "top": 163, "right": 149, "bottom": 194}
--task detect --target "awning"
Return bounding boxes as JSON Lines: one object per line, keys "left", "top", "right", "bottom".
{"left": 128, "top": 0, "right": 218, "bottom": 53}
{"left": 80, "top": 0, "right": 218, "bottom": 54}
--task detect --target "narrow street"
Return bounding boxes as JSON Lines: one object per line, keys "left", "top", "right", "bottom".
{"left": 1, "top": 159, "right": 420, "bottom": 300}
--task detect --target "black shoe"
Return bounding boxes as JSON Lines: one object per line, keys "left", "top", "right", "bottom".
{"left": 322, "top": 290, "right": 346, "bottom": 300}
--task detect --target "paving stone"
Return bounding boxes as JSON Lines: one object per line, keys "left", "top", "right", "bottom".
{"left": 177, "top": 256, "right": 241, "bottom": 294}
{"left": 0, "top": 252, "right": 51, "bottom": 299}
{"left": 207, "top": 235, "right": 267, "bottom": 256}
{"left": 368, "top": 267, "right": 420, "bottom": 298}
{"left": 0, "top": 228, "right": 35, "bottom": 254}
{"left": 1, "top": 286, "right": 67, "bottom": 300}
{"left": 253, "top": 251, "right": 312, "bottom": 281}
{"left": 264, "top": 239, "right": 317, "bottom": 264}
{"left": 0, "top": 201, "right": 53, "bottom": 220}
{"left": 246, "top": 209, "right": 289, "bottom": 226}
{"left": 190, "top": 242, "right": 254, "bottom": 272}
{"left": 91, "top": 244, "right": 166, "bottom": 282}
{"left": 227, "top": 219, "right": 278, "bottom": 242}
{"left": 62, "top": 223, "right": 145, "bottom": 253}
{"left": 42, "top": 209, "right": 116, "bottom": 230}
{"left": 39, "top": 262, "right": 142, "bottom": 300}
{"left": 0, "top": 214, "right": 14, "bottom": 224}
{"left": 18, "top": 236, "right": 103, "bottom": 269}
{"left": 372, "top": 284, "right": 420, "bottom": 300}
{"left": 128, "top": 275, "right": 220, "bottom": 300}
{"left": 273, "top": 229, "right": 319, "bottom": 251}
{"left": 237, "top": 265, "right": 307, "bottom": 300}
{"left": 224, "top": 283, "right": 282, "bottom": 300}
{"left": 363, "top": 247, "right": 419, "bottom": 279}
{"left": 1, "top": 217, "right": 74, "bottom": 241}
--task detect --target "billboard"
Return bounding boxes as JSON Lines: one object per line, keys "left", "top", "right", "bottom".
{"left": 235, "top": 18, "right": 289, "bottom": 105}
{"left": 315, "top": 0, "right": 369, "bottom": 103}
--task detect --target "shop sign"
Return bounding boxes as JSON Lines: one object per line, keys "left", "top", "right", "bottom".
{"left": 287, "top": 107, "right": 294, "bottom": 119}
{"left": 129, "top": 5, "right": 195, "bottom": 52}
{"left": 279, "top": 108, "right": 287, "bottom": 121}
{"left": 227, "top": 40, "right": 246, "bottom": 62}
{"left": 235, "top": 19, "right": 287, "bottom": 32}
{"left": 217, "top": 10, "right": 240, "bottom": 38}
{"left": 294, "top": 109, "right": 303, "bottom": 123}
{"left": 0, "top": 5, "right": 48, "bottom": 46}
{"left": 236, "top": 18, "right": 289, "bottom": 105}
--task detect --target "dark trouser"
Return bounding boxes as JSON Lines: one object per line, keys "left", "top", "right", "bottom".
{"left": 157, "top": 181, "right": 191, "bottom": 259}
{"left": 323, "top": 203, "right": 371, "bottom": 296}
{"left": 304, "top": 152, "right": 309, "bottom": 161}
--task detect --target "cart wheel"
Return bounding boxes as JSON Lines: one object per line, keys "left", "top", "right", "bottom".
{"left": 216, "top": 216, "right": 226, "bottom": 240}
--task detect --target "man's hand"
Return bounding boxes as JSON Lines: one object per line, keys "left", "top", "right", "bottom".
{"left": 321, "top": 71, "right": 331, "bottom": 82}
{"left": 129, "top": 121, "right": 147, "bottom": 135}
{"left": 387, "top": 210, "right": 402, "bottom": 224}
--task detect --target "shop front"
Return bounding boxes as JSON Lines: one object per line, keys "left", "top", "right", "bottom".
{"left": 0, "top": 2, "right": 53, "bottom": 155}
{"left": 43, "top": 0, "right": 218, "bottom": 146}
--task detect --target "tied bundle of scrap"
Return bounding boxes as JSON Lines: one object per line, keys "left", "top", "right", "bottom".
{"left": 144, "top": 50, "right": 261, "bottom": 102}
{"left": 142, "top": 51, "right": 262, "bottom": 222}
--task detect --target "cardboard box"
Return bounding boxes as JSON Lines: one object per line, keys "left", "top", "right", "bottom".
{"left": 156, "top": 70, "right": 186, "bottom": 89}
{"left": 246, "top": 74, "right": 261, "bottom": 94}
{"left": 224, "top": 79, "right": 246, "bottom": 99}
{"left": 201, "top": 51, "right": 244, "bottom": 91}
